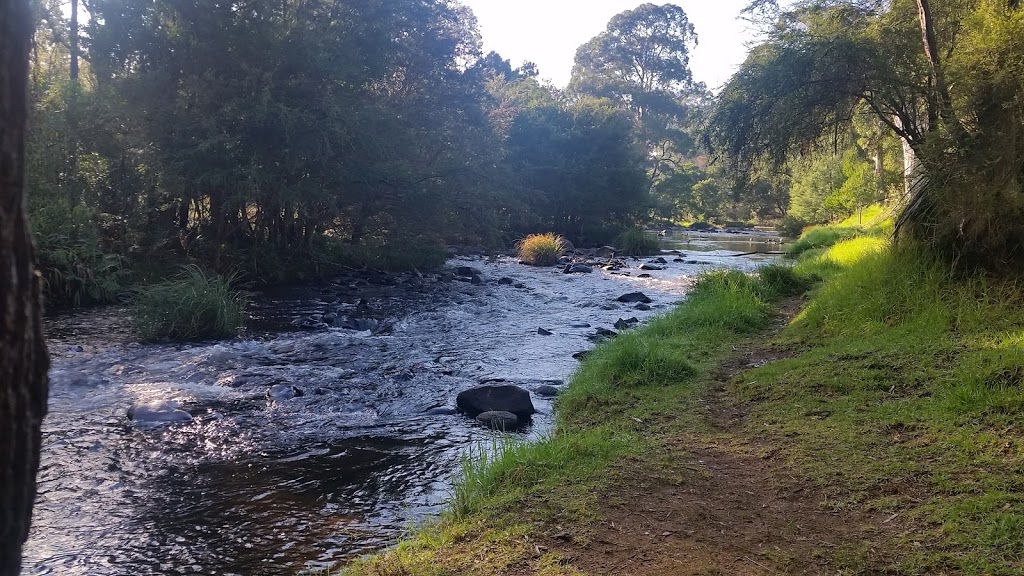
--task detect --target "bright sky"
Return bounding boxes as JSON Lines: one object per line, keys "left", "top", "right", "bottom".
{"left": 461, "top": 0, "right": 758, "bottom": 93}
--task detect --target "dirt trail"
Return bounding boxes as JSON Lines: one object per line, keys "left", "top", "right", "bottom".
{"left": 543, "top": 300, "right": 894, "bottom": 575}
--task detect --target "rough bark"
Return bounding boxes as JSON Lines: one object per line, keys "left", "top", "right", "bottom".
{"left": 0, "top": 0, "right": 50, "bottom": 572}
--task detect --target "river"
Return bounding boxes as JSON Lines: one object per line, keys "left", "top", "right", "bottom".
{"left": 23, "top": 233, "right": 782, "bottom": 575}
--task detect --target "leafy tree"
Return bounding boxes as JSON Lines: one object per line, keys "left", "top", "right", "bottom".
{"left": 708, "top": 0, "right": 1024, "bottom": 270}
{"left": 502, "top": 96, "right": 648, "bottom": 243}
{"left": 570, "top": 3, "right": 704, "bottom": 184}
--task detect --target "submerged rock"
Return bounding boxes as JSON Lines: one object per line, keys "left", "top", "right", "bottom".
{"left": 425, "top": 406, "right": 458, "bottom": 416}
{"left": 454, "top": 266, "right": 483, "bottom": 277}
{"left": 640, "top": 264, "right": 663, "bottom": 271}
{"left": 614, "top": 317, "right": 639, "bottom": 330}
{"left": 538, "top": 327, "right": 553, "bottom": 336}
{"left": 456, "top": 385, "right": 535, "bottom": 419}
{"left": 563, "top": 263, "right": 593, "bottom": 274}
{"left": 635, "top": 303, "right": 652, "bottom": 311}
{"left": 617, "top": 292, "right": 652, "bottom": 304}
{"left": 128, "top": 401, "right": 192, "bottom": 424}
{"left": 534, "top": 384, "right": 560, "bottom": 397}
{"left": 267, "top": 384, "right": 302, "bottom": 401}
{"left": 498, "top": 277, "right": 515, "bottom": 285}
{"left": 475, "top": 411, "right": 520, "bottom": 431}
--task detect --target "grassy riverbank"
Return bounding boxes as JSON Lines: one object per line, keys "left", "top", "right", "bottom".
{"left": 344, "top": 226, "right": 1024, "bottom": 575}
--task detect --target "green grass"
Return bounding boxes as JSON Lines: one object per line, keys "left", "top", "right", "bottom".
{"left": 786, "top": 204, "right": 893, "bottom": 256}
{"left": 133, "top": 264, "right": 247, "bottom": 341}
{"left": 731, "top": 231, "right": 1024, "bottom": 574}
{"left": 613, "top": 228, "right": 661, "bottom": 256}
{"left": 517, "top": 233, "right": 568, "bottom": 266}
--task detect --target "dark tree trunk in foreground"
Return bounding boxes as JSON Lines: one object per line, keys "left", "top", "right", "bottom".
{"left": 0, "top": 0, "right": 50, "bottom": 572}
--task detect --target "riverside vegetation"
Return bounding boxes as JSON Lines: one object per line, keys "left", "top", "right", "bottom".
{"left": 343, "top": 218, "right": 1024, "bottom": 575}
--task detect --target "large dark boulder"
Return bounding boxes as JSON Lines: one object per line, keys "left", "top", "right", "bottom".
{"left": 454, "top": 266, "right": 483, "bottom": 277}
{"left": 457, "top": 384, "right": 535, "bottom": 419}
{"left": 616, "top": 292, "right": 652, "bottom": 304}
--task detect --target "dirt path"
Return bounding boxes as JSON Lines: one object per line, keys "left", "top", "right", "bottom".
{"left": 543, "top": 300, "right": 894, "bottom": 575}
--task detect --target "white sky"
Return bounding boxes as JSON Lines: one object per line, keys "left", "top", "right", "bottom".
{"left": 461, "top": 0, "right": 759, "bottom": 93}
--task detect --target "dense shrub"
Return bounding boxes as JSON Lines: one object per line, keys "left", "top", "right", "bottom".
{"left": 134, "top": 265, "right": 247, "bottom": 341}
{"left": 517, "top": 233, "right": 567, "bottom": 266}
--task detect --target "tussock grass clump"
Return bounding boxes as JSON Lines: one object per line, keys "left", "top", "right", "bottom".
{"left": 134, "top": 265, "right": 247, "bottom": 341}
{"left": 516, "top": 233, "right": 567, "bottom": 266}
{"left": 580, "top": 333, "right": 698, "bottom": 389}
{"left": 613, "top": 228, "right": 661, "bottom": 256}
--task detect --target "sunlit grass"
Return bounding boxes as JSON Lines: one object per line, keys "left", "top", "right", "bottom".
{"left": 735, "top": 227, "right": 1024, "bottom": 573}
{"left": 516, "top": 233, "right": 567, "bottom": 266}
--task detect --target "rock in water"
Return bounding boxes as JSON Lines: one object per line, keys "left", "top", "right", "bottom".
{"left": 128, "top": 401, "right": 192, "bottom": 424}
{"left": 454, "top": 266, "right": 482, "bottom": 277}
{"left": 457, "top": 385, "right": 536, "bottom": 419}
{"left": 635, "top": 303, "right": 652, "bottom": 311}
{"left": 534, "top": 384, "right": 560, "bottom": 397}
{"left": 425, "top": 406, "right": 458, "bottom": 416}
{"left": 267, "top": 384, "right": 301, "bottom": 401}
{"left": 640, "top": 264, "right": 663, "bottom": 271}
{"left": 614, "top": 317, "right": 639, "bottom": 330}
{"left": 498, "top": 277, "right": 515, "bottom": 285}
{"left": 563, "top": 263, "right": 593, "bottom": 274}
{"left": 538, "top": 328, "right": 553, "bottom": 335}
{"left": 651, "top": 257, "right": 668, "bottom": 264}
{"left": 617, "top": 292, "right": 652, "bottom": 303}
{"left": 475, "top": 411, "right": 520, "bottom": 431}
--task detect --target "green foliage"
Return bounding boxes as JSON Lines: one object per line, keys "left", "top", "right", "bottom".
{"left": 516, "top": 233, "right": 567, "bottom": 266}
{"left": 502, "top": 99, "right": 649, "bottom": 243}
{"left": 134, "top": 265, "right": 247, "bottom": 341}
{"left": 32, "top": 202, "right": 128, "bottom": 306}
{"left": 711, "top": 0, "right": 1024, "bottom": 272}
{"left": 788, "top": 152, "right": 846, "bottom": 223}
{"left": 778, "top": 215, "right": 808, "bottom": 238}
{"left": 612, "top": 228, "right": 660, "bottom": 256}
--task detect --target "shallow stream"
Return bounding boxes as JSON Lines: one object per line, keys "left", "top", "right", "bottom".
{"left": 24, "top": 234, "right": 781, "bottom": 575}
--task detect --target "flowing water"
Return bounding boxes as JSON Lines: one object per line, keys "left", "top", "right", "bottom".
{"left": 24, "top": 234, "right": 782, "bottom": 576}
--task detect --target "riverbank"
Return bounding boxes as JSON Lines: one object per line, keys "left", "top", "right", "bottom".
{"left": 344, "top": 230, "right": 1024, "bottom": 575}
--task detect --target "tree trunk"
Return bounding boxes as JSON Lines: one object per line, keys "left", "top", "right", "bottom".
{"left": 69, "top": 0, "right": 78, "bottom": 82}
{"left": 1, "top": 0, "right": 51, "bottom": 572}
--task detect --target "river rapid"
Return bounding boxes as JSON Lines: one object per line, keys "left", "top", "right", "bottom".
{"left": 23, "top": 234, "right": 781, "bottom": 575}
